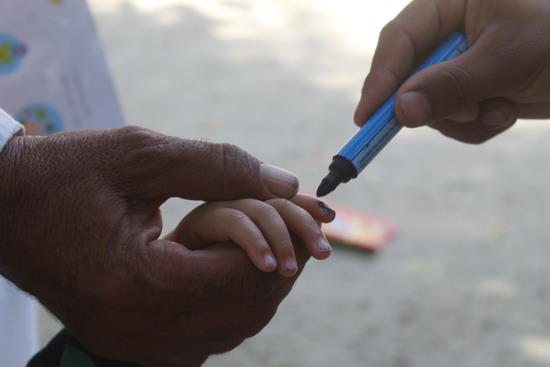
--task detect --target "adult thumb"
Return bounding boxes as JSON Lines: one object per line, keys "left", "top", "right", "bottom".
{"left": 395, "top": 39, "right": 510, "bottom": 127}
{"left": 118, "top": 128, "right": 299, "bottom": 202}
{"left": 159, "top": 140, "right": 298, "bottom": 202}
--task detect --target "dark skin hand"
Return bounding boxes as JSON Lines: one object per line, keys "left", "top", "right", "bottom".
{"left": 354, "top": 0, "right": 550, "bottom": 144}
{"left": 0, "top": 126, "right": 335, "bottom": 367}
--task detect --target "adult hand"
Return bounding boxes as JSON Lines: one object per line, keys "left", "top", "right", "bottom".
{"left": 354, "top": 0, "right": 550, "bottom": 143}
{"left": 0, "top": 126, "right": 334, "bottom": 366}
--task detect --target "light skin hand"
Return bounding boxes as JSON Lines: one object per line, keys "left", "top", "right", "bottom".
{"left": 354, "top": 0, "right": 550, "bottom": 144}
{"left": 166, "top": 195, "right": 335, "bottom": 278}
{"left": 0, "top": 126, "right": 335, "bottom": 367}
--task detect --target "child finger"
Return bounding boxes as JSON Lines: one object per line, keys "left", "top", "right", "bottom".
{"left": 266, "top": 198, "right": 332, "bottom": 260}
{"left": 208, "top": 207, "right": 279, "bottom": 273}
{"left": 221, "top": 199, "right": 299, "bottom": 277}
{"left": 169, "top": 204, "right": 278, "bottom": 272}
{"left": 290, "top": 195, "right": 336, "bottom": 224}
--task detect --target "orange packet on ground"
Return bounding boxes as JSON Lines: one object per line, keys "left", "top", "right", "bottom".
{"left": 321, "top": 203, "right": 396, "bottom": 251}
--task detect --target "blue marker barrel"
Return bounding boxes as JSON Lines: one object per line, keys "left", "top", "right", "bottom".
{"left": 317, "top": 32, "right": 467, "bottom": 197}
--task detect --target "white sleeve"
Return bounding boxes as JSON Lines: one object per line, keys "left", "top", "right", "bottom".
{"left": 0, "top": 109, "right": 36, "bottom": 362}
{"left": 0, "top": 279, "right": 38, "bottom": 366}
{"left": 0, "top": 108, "right": 25, "bottom": 153}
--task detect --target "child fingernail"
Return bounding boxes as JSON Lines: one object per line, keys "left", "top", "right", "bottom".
{"left": 317, "top": 238, "right": 332, "bottom": 253}
{"left": 264, "top": 254, "right": 277, "bottom": 269}
{"left": 284, "top": 259, "right": 298, "bottom": 273}
{"left": 317, "top": 201, "right": 336, "bottom": 219}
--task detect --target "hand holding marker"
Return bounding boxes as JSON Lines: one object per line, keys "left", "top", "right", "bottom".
{"left": 317, "top": 32, "right": 468, "bottom": 197}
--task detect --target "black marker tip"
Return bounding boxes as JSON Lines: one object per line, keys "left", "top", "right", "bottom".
{"left": 316, "top": 179, "right": 334, "bottom": 197}
{"left": 316, "top": 170, "right": 343, "bottom": 197}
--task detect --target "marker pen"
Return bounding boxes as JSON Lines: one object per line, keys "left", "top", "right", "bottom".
{"left": 317, "top": 32, "right": 468, "bottom": 197}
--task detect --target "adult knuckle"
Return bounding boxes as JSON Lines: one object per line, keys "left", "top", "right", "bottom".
{"left": 117, "top": 125, "right": 171, "bottom": 152}
{"left": 117, "top": 125, "right": 151, "bottom": 143}
{"left": 186, "top": 142, "right": 254, "bottom": 200}
{"left": 218, "top": 143, "right": 255, "bottom": 182}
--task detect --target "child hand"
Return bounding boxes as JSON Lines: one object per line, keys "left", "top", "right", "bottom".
{"left": 166, "top": 195, "right": 336, "bottom": 277}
